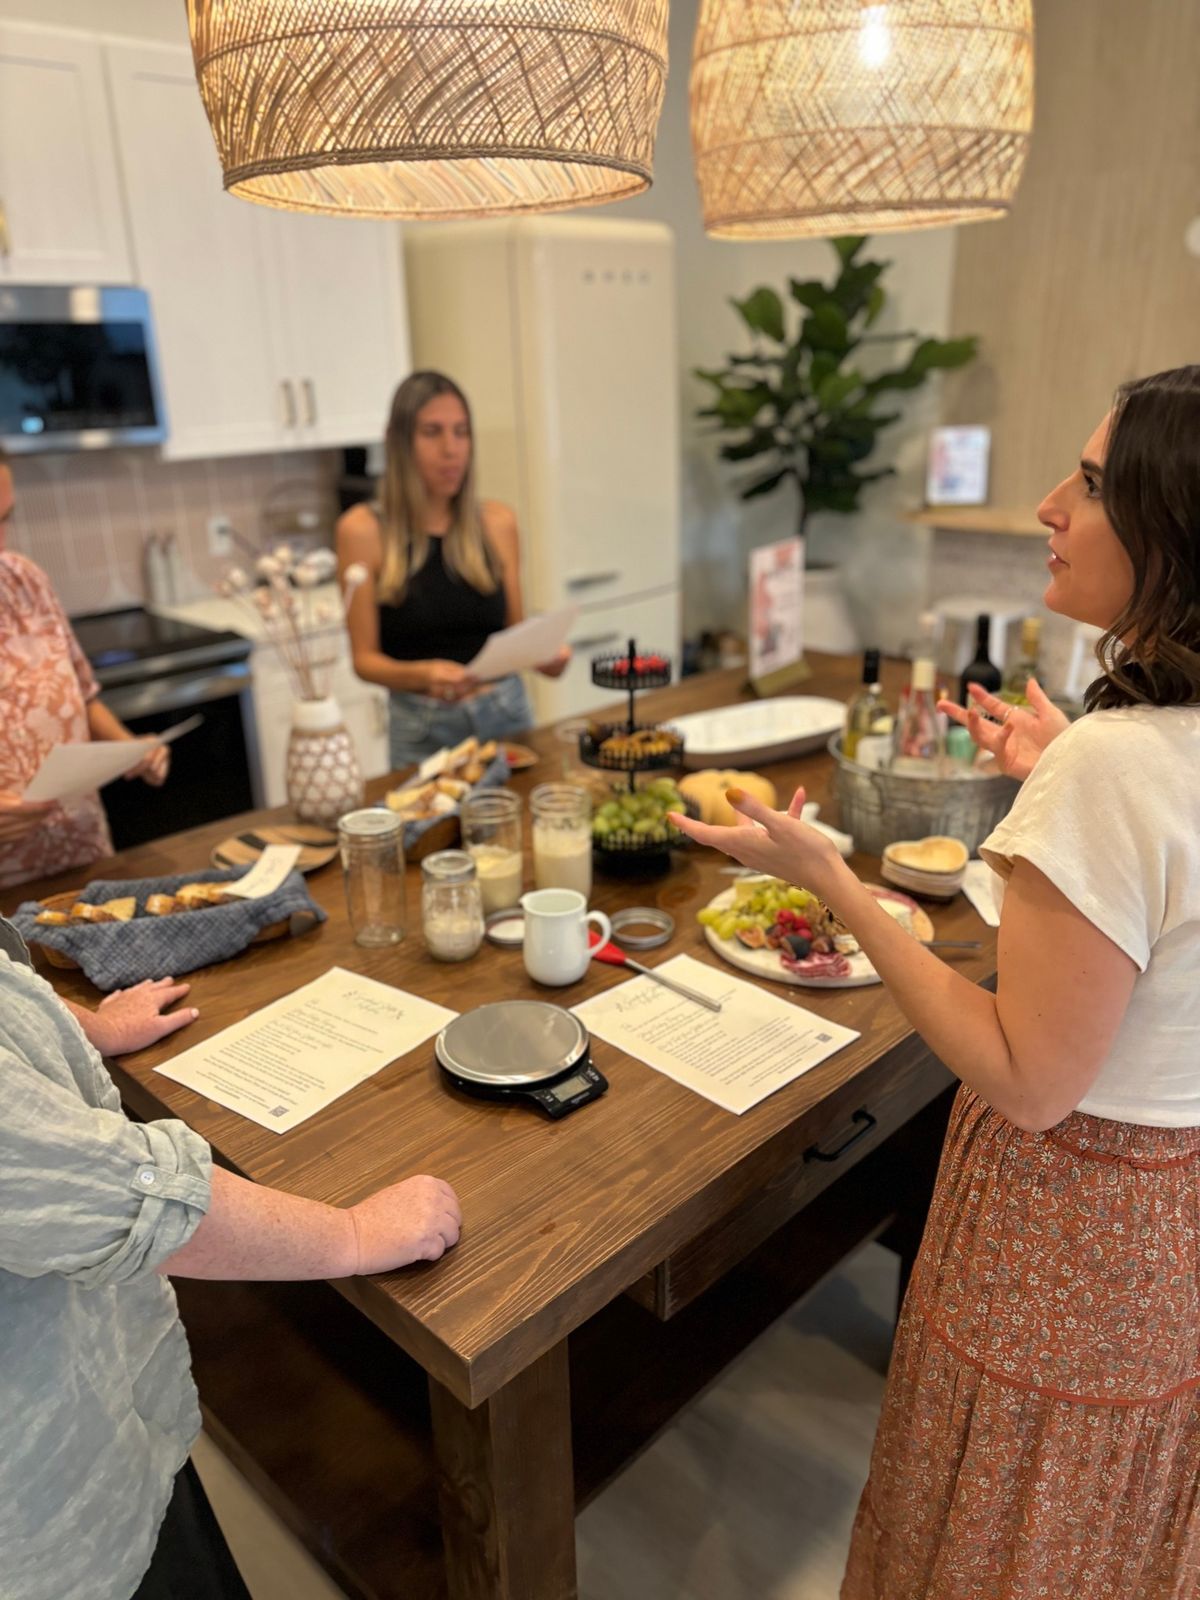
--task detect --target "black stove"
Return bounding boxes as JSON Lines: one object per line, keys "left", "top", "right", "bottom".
{"left": 70, "top": 607, "right": 259, "bottom": 850}
{"left": 71, "top": 607, "right": 250, "bottom": 689}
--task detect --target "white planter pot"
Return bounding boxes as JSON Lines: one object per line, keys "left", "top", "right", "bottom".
{"left": 286, "top": 697, "right": 364, "bottom": 827}
{"left": 803, "top": 565, "right": 859, "bottom": 654}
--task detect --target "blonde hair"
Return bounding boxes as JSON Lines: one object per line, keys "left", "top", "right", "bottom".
{"left": 376, "top": 371, "right": 499, "bottom": 604}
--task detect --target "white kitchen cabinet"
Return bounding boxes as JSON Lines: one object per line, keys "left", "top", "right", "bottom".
{"left": 105, "top": 40, "right": 289, "bottom": 459}
{"left": 106, "top": 37, "right": 407, "bottom": 461}
{"left": 0, "top": 23, "right": 132, "bottom": 284}
{"left": 261, "top": 211, "right": 408, "bottom": 451}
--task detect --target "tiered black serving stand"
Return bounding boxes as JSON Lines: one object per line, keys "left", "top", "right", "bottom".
{"left": 581, "top": 638, "right": 690, "bottom": 876}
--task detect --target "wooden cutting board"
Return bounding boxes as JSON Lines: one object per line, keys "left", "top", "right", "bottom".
{"left": 211, "top": 823, "right": 339, "bottom": 874}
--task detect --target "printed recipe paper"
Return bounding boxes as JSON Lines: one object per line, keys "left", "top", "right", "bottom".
{"left": 573, "top": 954, "right": 859, "bottom": 1115}
{"left": 156, "top": 967, "right": 456, "bottom": 1133}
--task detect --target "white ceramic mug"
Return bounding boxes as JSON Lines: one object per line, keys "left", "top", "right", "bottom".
{"left": 520, "top": 889, "right": 612, "bottom": 987}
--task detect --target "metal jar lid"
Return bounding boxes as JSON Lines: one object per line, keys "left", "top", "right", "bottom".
{"left": 421, "top": 848, "right": 477, "bottom": 883}
{"left": 611, "top": 906, "right": 675, "bottom": 950}
{"left": 435, "top": 1002, "right": 588, "bottom": 1088}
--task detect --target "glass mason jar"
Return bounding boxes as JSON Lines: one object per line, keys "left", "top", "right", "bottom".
{"left": 421, "top": 849, "right": 485, "bottom": 962}
{"left": 338, "top": 809, "right": 406, "bottom": 947}
{"left": 460, "top": 790, "right": 524, "bottom": 915}
{"left": 530, "top": 782, "right": 593, "bottom": 900}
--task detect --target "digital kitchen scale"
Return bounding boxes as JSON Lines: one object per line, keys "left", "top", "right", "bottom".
{"left": 435, "top": 1002, "right": 608, "bottom": 1120}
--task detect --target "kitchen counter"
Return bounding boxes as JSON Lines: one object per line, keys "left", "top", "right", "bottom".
{"left": 6, "top": 654, "right": 990, "bottom": 1600}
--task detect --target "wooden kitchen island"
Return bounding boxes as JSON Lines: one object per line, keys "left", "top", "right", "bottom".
{"left": 5, "top": 654, "right": 993, "bottom": 1600}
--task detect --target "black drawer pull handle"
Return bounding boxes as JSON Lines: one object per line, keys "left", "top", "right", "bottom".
{"left": 804, "top": 1109, "right": 877, "bottom": 1164}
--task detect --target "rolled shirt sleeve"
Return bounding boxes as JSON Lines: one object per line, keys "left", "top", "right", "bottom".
{"left": 0, "top": 1042, "right": 212, "bottom": 1287}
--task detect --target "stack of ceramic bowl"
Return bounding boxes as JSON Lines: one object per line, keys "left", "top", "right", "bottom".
{"left": 880, "top": 835, "right": 969, "bottom": 901}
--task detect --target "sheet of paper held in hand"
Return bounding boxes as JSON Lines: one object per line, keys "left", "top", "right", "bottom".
{"left": 156, "top": 967, "right": 457, "bottom": 1134}
{"left": 465, "top": 605, "right": 578, "bottom": 681}
{"left": 572, "top": 954, "right": 860, "bottom": 1116}
{"left": 22, "top": 714, "right": 206, "bottom": 803}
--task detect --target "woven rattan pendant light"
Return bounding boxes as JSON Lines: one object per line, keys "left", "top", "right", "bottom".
{"left": 690, "top": 1, "right": 1034, "bottom": 239}
{"left": 185, "top": 1, "right": 669, "bottom": 219}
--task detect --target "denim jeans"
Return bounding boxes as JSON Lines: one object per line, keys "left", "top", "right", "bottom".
{"left": 388, "top": 673, "right": 534, "bottom": 768}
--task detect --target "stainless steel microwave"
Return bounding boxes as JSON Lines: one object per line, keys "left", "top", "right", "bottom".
{"left": 0, "top": 284, "right": 167, "bottom": 454}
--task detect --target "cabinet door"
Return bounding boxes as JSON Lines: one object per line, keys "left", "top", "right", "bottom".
{"left": 338, "top": 685, "right": 391, "bottom": 782}
{"left": 0, "top": 24, "right": 131, "bottom": 284}
{"left": 105, "top": 41, "right": 291, "bottom": 460}
{"left": 262, "top": 212, "right": 408, "bottom": 451}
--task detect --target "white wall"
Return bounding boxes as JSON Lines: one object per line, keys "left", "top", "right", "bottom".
{"left": 605, "top": 0, "right": 959, "bottom": 653}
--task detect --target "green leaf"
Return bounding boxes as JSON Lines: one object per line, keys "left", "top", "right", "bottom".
{"left": 833, "top": 235, "right": 868, "bottom": 266}
{"left": 788, "top": 278, "right": 828, "bottom": 311}
{"left": 712, "top": 382, "right": 774, "bottom": 426}
{"left": 803, "top": 303, "right": 851, "bottom": 354}
{"left": 808, "top": 350, "right": 839, "bottom": 390}
{"left": 908, "top": 335, "right": 979, "bottom": 375}
{"left": 731, "top": 287, "right": 786, "bottom": 343}
{"left": 719, "top": 429, "right": 778, "bottom": 463}
{"left": 815, "top": 370, "right": 861, "bottom": 411}
{"left": 865, "top": 284, "right": 886, "bottom": 326}
{"left": 693, "top": 368, "right": 727, "bottom": 389}
{"left": 740, "top": 468, "right": 791, "bottom": 501}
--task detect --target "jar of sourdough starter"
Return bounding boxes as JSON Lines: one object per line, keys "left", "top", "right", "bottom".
{"left": 421, "top": 849, "right": 484, "bottom": 962}
{"left": 460, "top": 790, "right": 524, "bottom": 914}
{"left": 530, "top": 783, "right": 593, "bottom": 900}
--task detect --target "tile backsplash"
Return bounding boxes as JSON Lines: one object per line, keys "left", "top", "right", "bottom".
{"left": 6, "top": 448, "right": 342, "bottom": 618}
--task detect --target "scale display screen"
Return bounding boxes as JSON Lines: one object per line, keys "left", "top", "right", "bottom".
{"left": 552, "top": 1073, "right": 592, "bottom": 1100}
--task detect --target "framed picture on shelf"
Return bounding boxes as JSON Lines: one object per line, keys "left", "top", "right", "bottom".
{"left": 926, "top": 426, "right": 991, "bottom": 506}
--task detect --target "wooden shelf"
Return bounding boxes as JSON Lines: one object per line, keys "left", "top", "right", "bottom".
{"left": 904, "top": 506, "right": 1045, "bottom": 537}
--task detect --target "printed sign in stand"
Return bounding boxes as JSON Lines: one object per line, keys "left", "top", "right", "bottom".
{"left": 747, "top": 535, "right": 810, "bottom": 697}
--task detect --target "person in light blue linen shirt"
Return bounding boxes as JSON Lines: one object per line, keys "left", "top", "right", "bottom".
{"left": 0, "top": 917, "right": 461, "bottom": 1600}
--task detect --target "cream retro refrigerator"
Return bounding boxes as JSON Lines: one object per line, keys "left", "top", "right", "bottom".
{"left": 403, "top": 218, "right": 681, "bottom": 722}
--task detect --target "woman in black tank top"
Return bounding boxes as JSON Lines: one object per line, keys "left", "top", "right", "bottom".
{"left": 337, "top": 372, "right": 569, "bottom": 767}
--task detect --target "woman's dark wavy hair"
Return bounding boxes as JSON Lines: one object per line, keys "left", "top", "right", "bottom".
{"left": 1087, "top": 364, "right": 1200, "bottom": 711}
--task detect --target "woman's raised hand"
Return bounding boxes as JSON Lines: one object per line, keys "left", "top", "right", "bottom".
{"left": 938, "top": 678, "right": 1069, "bottom": 783}
{"left": 668, "top": 785, "right": 847, "bottom": 904}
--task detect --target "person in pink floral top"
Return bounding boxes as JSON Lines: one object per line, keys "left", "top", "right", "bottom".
{"left": 0, "top": 450, "right": 168, "bottom": 890}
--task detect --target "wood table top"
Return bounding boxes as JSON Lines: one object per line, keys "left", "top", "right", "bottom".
{"left": 4, "top": 654, "right": 996, "bottom": 1407}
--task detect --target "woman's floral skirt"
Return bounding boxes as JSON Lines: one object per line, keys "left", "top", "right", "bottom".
{"left": 842, "top": 1087, "right": 1200, "bottom": 1598}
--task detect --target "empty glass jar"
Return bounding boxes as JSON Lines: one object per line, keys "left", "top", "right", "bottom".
{"left": 338, "top": 809, "right": 406, "bottom": 947}
{"left": 421, "top": 849, "right": 484, "bottom": 962}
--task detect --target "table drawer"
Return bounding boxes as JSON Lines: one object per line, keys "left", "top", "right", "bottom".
{"left": 627, "top": 1042, "right": 954, "bottom": 1320}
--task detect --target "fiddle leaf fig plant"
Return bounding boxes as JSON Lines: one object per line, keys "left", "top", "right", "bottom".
{"left": 696, "top": 236, "right": 978, "bottom": 534}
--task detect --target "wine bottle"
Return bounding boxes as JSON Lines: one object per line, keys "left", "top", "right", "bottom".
{"left": 1001, "top": 617, "right": 1042, "bottom": 705}
{"left": 844, "top": 648, "right": 892, "bottom": 759}
{"left": 892, "top": 657, "right": 945, "bottom": 774}
{"left": 958, "top": 614, "right": 1002, "bottom": 704}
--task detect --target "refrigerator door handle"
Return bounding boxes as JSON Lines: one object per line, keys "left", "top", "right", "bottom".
{"left": 566, "top": 571, "right": 620, "bottom": 592}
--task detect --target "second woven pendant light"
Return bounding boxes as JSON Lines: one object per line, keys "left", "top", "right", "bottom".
{"left": 186, "top": 1, "right": 669, "bottom": 219}
{"left": 691, "top": 0, "right": 1034, "bottom": 239}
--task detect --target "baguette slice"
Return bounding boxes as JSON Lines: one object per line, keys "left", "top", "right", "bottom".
{"left": 101, "top": 897, "right": 137, "bottom": 922}
{"left": 71, "top": 902, "right": 117, "bottom": 923}
{"left": 34, "top": 910, "right": 71, "bottom": 926}
{"left": 146, "top": 894, "right": 182, "bottom": 916}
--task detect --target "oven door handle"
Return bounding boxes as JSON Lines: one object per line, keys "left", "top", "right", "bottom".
{"left": 101, "top": 663, "right": 251, "bottom": 722}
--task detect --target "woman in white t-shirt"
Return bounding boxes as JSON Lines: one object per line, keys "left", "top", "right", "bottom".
{"left": 672, "top": 365, "right": 1200, "bottom": 1597}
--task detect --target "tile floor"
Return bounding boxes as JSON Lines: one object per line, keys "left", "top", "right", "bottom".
{"left": 194, "top": 1243, "right": 896, "bottom": 1600}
